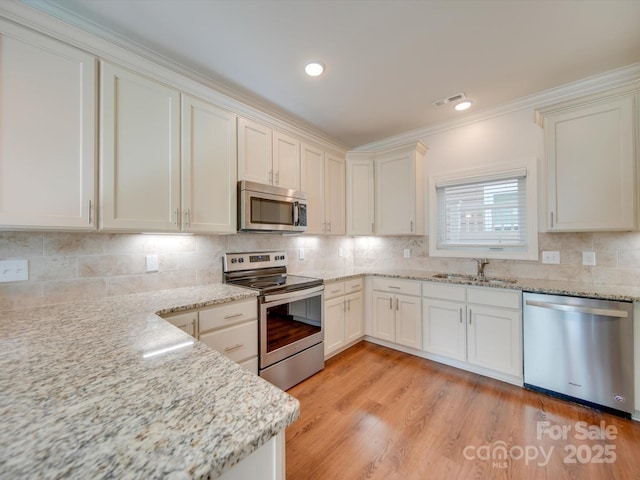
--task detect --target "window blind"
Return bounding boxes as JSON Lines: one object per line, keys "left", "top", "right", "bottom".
{"left": 436, "top": 172, "right": 527, "bottom": 252}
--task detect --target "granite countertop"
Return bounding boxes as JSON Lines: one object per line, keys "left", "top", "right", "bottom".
{"left": 0, "top": 284, "right": 299, "bottom": 479}
{"left": 302, "top": 267, "right": 640, "bottom": 302}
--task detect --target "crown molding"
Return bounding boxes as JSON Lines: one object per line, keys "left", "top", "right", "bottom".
{"left": 353, "top": 62, "right": 640, "bottom": 152}
{"left": 3, "top": 0, "right": 348, "bottom": 153}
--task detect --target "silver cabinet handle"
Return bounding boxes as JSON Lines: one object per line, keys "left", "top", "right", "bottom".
{"left": 184, "top": 208, "right": 191, "bottom": 228}
{"left": 395, "top": 298, "right": 399, "bottom": 311}
{"left": 88, "top": 200, "right": 92, "bottom": 224}
{"left": 550, "top": 212, "right": 554, "bottom": 228}
{"left": 224, "top": 343, "right": 244, "bottom": 352}
{"left": 347, "top": 299, "right": 351, "bottom": 311}
{"left": 459, "top": 308, "right": 463, "bottom": 324}
{"left": 327, "top": 222, "right": 332, "bottom": 232}
{"left": 469, "top": 309, "right": 472, "bottom": 324}
{"left": 410, "top": 220, "right": 414, "bottom": 232}
{"left": 371, "top": 222, "right": 375, "bottom": 233}
{"left": 389, "top": 297, "right": 393, "bottom": 310}
{"left": 388, "top": 286, "right": 401, "bottom": 290}
{"left": 223, "top": 313, "right": 244, "bottom": 320}
{"left": 174, "top": 208, "right": 180, "bottom": 226}
{"left": 275, "top": 171, "right": 279, "bottom": 185}
{"left": 269, "top": 170, "right": 273, "bottom": 184}
{"left": 525, "top": 300, "right": 628, "bottom": 318}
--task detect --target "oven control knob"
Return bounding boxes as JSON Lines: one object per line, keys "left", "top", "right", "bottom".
{"left": 231, "top": 258, "right": 237, "bottom": 264}
{"left": 238, "top": 258, "right": 244, "bottom": 263}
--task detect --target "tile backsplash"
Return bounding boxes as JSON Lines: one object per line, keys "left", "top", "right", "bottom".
{"left": 1, "top": 230, "right": 639, "bottom": 310}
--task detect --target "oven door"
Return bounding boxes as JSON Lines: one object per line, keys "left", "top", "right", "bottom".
{"left": 239, "top": 182, "right": 307, "bottom": 233}
{"left": 260, "top": 285, "right": 324, "bottom": 369}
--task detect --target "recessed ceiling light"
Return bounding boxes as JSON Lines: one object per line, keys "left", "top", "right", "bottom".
{"left": 454, "top": 100, "right": 473, "bottom": 111}
{"left": 305, "top": 62, "right": 325, "bottom": 77}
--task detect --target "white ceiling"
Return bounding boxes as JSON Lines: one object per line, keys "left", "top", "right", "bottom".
{"left": 28, "top": 0, "right": 640, "bottom": 148}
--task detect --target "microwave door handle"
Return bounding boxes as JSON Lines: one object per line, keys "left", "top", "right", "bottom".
{"left": 293, "top": 201, "right": 300, "bottom": 226}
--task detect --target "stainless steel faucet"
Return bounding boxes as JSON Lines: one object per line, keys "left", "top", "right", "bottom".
{"left": 474, "top": 258, "right": 489, "bottom": 278}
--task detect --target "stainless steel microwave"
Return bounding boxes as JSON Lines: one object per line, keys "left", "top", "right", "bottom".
{"left": 238, "top": 181, "right": 307, "bottom": 233}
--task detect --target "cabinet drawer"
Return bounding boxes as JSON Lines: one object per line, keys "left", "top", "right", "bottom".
{"left": 199, "top": 299, "right": 256, "bottom": 332}
{"left": 372, "top": 277, "right": 421, "bottom": 296}
{"left": 199, "top": 320, "right": 258, "bottom": 363}
{"left": 238, "top": 356, "right": 258, "bottom": 375}
{"left": 344, "top": 278, "right": 363, "bottom": 293}
{"left": 467, "top": 287, "right": 521, "bottom": 310}
{"left": 423, "top": 282, "right": 466, "bottom": 302}
{"left": 324, "top": 281, "right": 345, "bottom": 300}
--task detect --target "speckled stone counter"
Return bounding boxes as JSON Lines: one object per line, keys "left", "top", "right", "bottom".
{"left": 300, "top": 267, "right": 640, "bottom": 302}
{"left": 0, "top": 284, "right": 299, "bottom": 479}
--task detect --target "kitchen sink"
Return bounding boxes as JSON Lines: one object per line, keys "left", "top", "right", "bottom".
{"left": 432, "top": 273, "right": 517, "bottom": 285}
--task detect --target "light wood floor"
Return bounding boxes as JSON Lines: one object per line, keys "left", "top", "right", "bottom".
{"left": 286, "top": 341, "right": 640, "bottom": 480}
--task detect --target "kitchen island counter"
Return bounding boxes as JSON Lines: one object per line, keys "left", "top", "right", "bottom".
{"left": 0, "top": 284, "right": 298, "bottom": 479}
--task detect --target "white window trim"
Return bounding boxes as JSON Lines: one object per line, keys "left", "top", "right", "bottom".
{"left": 428, "top": 158, "right": 539, "bottom": 261}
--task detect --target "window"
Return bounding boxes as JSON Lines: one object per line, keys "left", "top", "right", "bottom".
{"left": 429, "top": 161, "right": 538, "bottom": 260}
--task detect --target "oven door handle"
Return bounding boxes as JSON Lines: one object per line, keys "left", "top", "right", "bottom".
{"left": 263, "top": 285, "right": 324, "bottom": 303}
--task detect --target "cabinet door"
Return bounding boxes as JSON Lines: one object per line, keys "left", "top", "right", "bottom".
{"left": 345, "top": 292, "right": 364, "bottom": 343}
{"left": 467, "top": 305, "right": 522, "bottom": 378}
{"left": 324, "top": 296, "right": 346, "bottom": 357}
{"left": 371, "top": 291, "right": 395, "bottom": 342}
{"left": 100, "top": 62, "right": 180, "bottom": 231}
{"left": 238, "top": 117, "right": 272, "bottom": 185}
{"left": 395, "top": 294, "right": 422, "bottom": 349}
{"left": 423, "top": 298, "right": 466, "bottom": 361}
{"left": 164, "top": 310, "right": 198, "bottom": 338}
{"left": 545, "top": 95, "right": 635, "bottom": 231}
{"left": 325, "top": 153, "right": 346, "bottom": 235}
{"left": 376, "top": 153, "right": 416, "bottom": 235}
{"left": 0, "top": 22, "right": 96, "bottom": 230}
{"left": 300, "top": 143, "right": 326, "bottom": 234}
{"left": 346, "top": 158, "right": 375, "bottom": 235}
{"left": 182, "top": 95, "right": 237, "bottom": 233}
{"left": 272, "top": 131, "right": 300, "bottom": 190}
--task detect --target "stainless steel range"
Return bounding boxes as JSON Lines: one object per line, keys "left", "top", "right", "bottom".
{"left": 223, "top": 251, "right": 324, "bottom": 390}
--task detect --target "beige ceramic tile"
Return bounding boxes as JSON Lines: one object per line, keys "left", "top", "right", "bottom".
{"left": 42, "top": 278, "right": 106, "bottom": 305}
{"left": 0, "top": 232, "right": 44, "bottom": 257}
{"left": 0, "top": 283, "right": 43, "bottom": 311}
{"left": 43, "top": 233, "right": 106, "bottom": 256}
{"left": 105, "top": 233, "right": 157, "bottom": 254}
{"left": 156, "top": 270, "right": 197, "bottom": 290}
{"left": 196, "top": 268, "right": 222, "bottom": 285}
{"left": 106, "top": 274, "right": 158, "bottom": 297}
{"left": 30, "top": 256, "right": 78, "bottom": 281}
{"left": 78, "top": 255, "right": 133, "bottom": 278}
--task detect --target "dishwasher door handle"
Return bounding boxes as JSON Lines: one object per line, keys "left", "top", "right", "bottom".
{"left": 525, "top": 300, "right": 628, "bottom": 318}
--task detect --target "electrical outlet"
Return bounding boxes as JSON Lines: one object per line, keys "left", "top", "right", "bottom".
{"left": 583, "top": 251, "right": 596, "bottom": 266}
{"left": 0, "top": 259, "right": 28, "bottom": 282}
{"left": 299, "top": 248, "right": 305, "bottom": 260}
{"left": 403, "top": 248, "right": 411, "bottom": 258}
{"left": 541, "top": 251, "right": 560, "bottom": 264}
{"left": 145, "top": 255, "right": 159, "bottom": 272}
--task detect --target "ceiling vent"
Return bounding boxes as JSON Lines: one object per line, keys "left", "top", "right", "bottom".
{"left": 433, "top": 92, "right": 466, "bottom": 107}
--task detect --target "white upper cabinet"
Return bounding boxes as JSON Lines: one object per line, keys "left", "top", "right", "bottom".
{"left": 100, "top": 61, "right": 181, "bottom": 232}
{"left": 324, "top": 153, "right": 346, "bottom": 236}
{"left": 238, "top": 117, "right": 272, "bottom": 186}
{"left": 300, "top": 143, "right": 345, "bottom": 235}
{"left": 181, "top": 94, "right": 237, "bottom": 234}
{"left": 346, "top": 157, "right": 375, "bottom": 235}
{"left": 0, "top": 21, "right": 96, "bottom": 230}
{"left": 539, "top": 92, "right": 636, "bottom": 231}
{"left": 375, "top": 142, "right": 427, "bottom": 235}
{"left": 272, "top": 130, "right": 301, "bottom": 190}
{"left": 238, "top": 117, "right": 301, "bottom": 190}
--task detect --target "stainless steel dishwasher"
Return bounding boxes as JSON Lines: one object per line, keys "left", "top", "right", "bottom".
{"left": 523, "top": 292, "right": 634, "bottom": 417}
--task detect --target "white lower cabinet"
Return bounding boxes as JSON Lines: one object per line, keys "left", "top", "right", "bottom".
{"left": 324, "top": 278, "right": 364, "bottom": 358}
{"left": 199, "top": 299, "right": 258, "bottom": 373}
{"left": 163, "top": 310, "right": 199, "bottom": 338}
{"left": 371, "top": 278, "right": 422, "bottom": 349}
{"left": 162, "top": 299, "right": 258, "bottom": 375}
{"left": 422, "top": 282, "right": 522, "bottom": 382}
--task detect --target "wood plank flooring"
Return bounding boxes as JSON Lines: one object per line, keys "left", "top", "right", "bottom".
{"left": 285, "top": 341, "right": 640, "bottom": 480}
